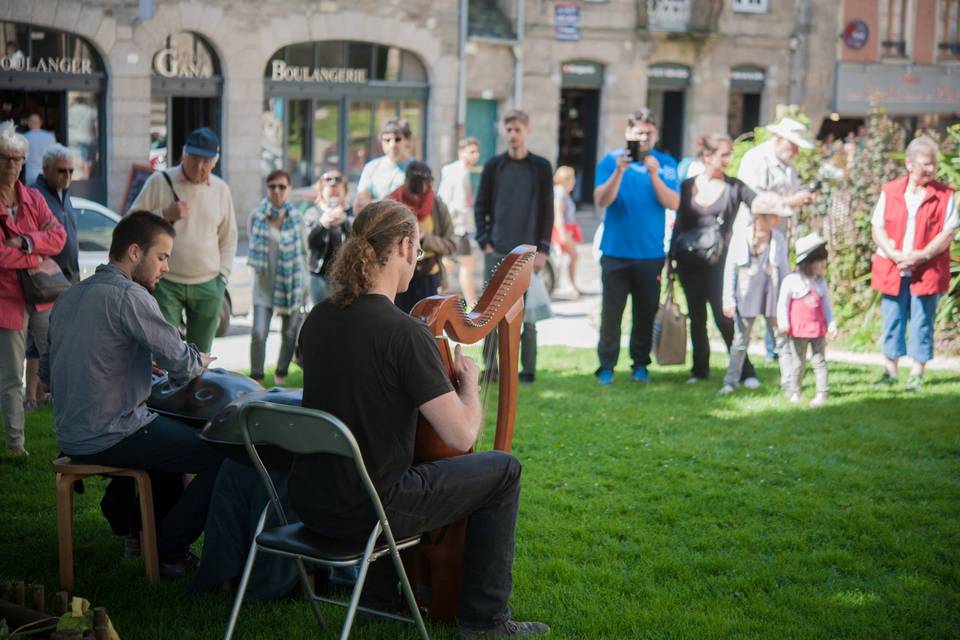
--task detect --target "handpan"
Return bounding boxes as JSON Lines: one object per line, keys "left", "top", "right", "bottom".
{"left": 148, "top": 367, "right": 265, "bottom": 428}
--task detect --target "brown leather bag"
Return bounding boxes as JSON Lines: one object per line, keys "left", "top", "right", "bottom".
{"left": 19, "top": 256, "right": 71, "bottom": 303}
{"left": 653, "top": 269, "right": 687, "bottom": 366}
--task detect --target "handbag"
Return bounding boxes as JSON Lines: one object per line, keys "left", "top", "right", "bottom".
{"left": 671, "top": 223, "right": 725, "bottom": 267}
{"left": 19, "top": 256, "right": 71, "bottom": 304}
{"left": 653, "top": 268, "right": 687, "bottom": 366}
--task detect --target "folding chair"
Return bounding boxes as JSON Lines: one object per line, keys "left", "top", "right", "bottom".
{"left": 224, "top": 401, "right": 429, "bottom": 640}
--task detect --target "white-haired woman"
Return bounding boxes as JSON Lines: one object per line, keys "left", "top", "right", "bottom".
{"left": 871, "top": 136, "right": 957, "bottom": 390}
{"left": 0, "top": 128, "right": 66, "bottom": 455}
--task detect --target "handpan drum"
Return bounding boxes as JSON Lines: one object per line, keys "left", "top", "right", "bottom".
{"left": 147, "top": 368, "right": 303, "bottom": 466}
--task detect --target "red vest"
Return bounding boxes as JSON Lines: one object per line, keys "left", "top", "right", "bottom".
{"left": 789, "top": 288, "right": 828, "bottom": 338}
{"left": 870, "top": 177, "right": 953, "bottom": 296}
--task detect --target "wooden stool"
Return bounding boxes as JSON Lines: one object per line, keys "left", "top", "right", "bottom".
{"left": 53, "top": 457, "right": 160, "bottom": 591}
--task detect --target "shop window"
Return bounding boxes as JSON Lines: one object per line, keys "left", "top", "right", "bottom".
{"left": 285, "top": 42, "right": 314, "bottom": 67}
{"left": 67, "top": 91, "right": 99, "bottom": 179}
{"left": 880, "top": 0, "right": 909, "bottom": 57}
{"left": 374, "top": 46, "right": 403, "bottom": 82}
{"left": 347, "top": 42, "right": 373, "bottom": 73}
{"left": 401, "top": 100, "right": 424, "bottom": 158}
{"left": 940, "top": 0, "right": 960, "bottom": 58}
{"left": 261, "top": 97, "right": 284, "bottom": 177}
{"left": 400, "top": 52, "right": 427, "bottom": 83}
{"left": 348, "top": 100, "right": 375, "bottom": 178}
{"left": 313, "top": 100, "right": 340, "bottom": 176}
{"left": 28, "top": 28, "right": 64, "bottom": 60}
{"left": 286, "top": 99, "right": 312, "bottom": 187}
{"left": 732, "top": 0, "right": 768, "bottom": 13}
{"left": 316, "top": 41, "right": 343, "bottom": 67}
{"left": 0, "top": 23, "right": 29, "bottom": 68}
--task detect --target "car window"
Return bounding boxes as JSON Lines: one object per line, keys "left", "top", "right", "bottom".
{"left": 76, "top": 208, "right": 116, "bottom": 251}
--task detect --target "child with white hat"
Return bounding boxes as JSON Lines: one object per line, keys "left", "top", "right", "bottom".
{"left": 776, "top": 232, "right": 838, "bottom": 407}
{"left": 720, "top": 192, "right": 793, "bottom": 395}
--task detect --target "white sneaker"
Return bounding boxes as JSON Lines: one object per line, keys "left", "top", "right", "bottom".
{"left": 718, "top": 384, "right": 736, "bottom": 396}
{"left": 742, "top": 377, "right": 761, "bottom": 390}
{"left": 685, "top": 376, "right": 703, "bottom": 384}
{"left": 789, "top": 393, "right": 801, "bottom": 403}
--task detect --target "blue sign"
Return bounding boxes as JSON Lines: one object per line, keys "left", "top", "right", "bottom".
{"left": 555, "top": 4, "right": 581, "bottom": 42}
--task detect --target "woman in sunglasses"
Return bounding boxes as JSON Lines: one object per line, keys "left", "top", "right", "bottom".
{"left": 247, "top": 169, "right": 306, "bottom": 385}
{"left": 387, "top": 160, "right": 456, "bottom": 312}
{"left": 303, "top": 170, "right": 352, "bottom": 305}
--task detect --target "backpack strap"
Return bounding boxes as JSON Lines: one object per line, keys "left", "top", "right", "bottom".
{"left": 159, "top": 170, "right": 180, "bottom": 203}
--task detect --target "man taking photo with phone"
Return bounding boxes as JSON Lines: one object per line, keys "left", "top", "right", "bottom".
{"left": 593, "top": 108, "right": 680, "bottom": 385}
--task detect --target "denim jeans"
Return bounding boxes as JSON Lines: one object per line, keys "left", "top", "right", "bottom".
{"left": 69, "top": 414, "right": 224, "bottom": 562}
{"left": 308, "top": 274, "right": 330, "bottom": 307}
{"left": 597, "top": 256, "right": 664, "bottom": 372}
{"left": 881, "top": 276, "right": 939, "bottom": 364}
{"left": 481, "top": 252, "right": 537, "bottom": 378}
{"left": 250, "top": 305, "right": 303, "bottom": 379}
{"left": 361, "top": 451, "right": 521, "bottom": 630}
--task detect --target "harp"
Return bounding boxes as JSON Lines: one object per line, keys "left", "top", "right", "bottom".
{"left": 405, "top": 244, "right": 537, "bottom": 622}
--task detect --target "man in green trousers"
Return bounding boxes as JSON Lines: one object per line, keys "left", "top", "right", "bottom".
{"left": 130, "top": 128, "right": 238, "bottom": 351}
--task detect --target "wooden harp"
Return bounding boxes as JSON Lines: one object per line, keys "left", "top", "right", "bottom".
{"left": 405, "top": 244, "right": 537, "bottom": 622}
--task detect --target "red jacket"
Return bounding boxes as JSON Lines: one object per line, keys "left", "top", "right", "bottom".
{"left": 871, "top": 176, "right": 953, "bottom": 297}
{"left": 0, "top": 181, "right": 67, "bottom": 330}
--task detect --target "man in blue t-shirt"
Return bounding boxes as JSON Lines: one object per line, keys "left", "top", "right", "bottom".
{"left": 593, "top": 108, "right": 680, "bottom": 384}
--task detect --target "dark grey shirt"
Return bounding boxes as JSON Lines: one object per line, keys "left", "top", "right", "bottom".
{"left": 41, "top": 264, "right": 204, "bottom": 455}
{"left": 492, "top": 157, "right": 538, "bottom": 254}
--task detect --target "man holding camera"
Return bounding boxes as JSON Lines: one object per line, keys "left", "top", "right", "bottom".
{"left": 593, "top": 109, "right": 680, "bottom": 385}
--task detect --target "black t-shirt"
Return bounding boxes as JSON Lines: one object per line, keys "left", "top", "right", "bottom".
{"left": 492, "top": 157, "right": 538, "bottom": 253}
{"left": 674, "top": 175, "right": 756, "bottom": 241}
{"left": 290, "top": 294, "right": 454, "bottom": 537}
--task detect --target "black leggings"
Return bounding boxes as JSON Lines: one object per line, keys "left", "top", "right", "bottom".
{"left": 677, "top": 260, "right": 756, "bottom": 380}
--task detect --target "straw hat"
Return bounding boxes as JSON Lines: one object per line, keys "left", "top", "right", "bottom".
{"left": 795, "top": 232, "right": 828, "bottom": 263}
{"left": 750, "top": 191, "right": 791, "bottom": 217}
{"left": 766, "top": 117, "right": 814, "bottom": 150}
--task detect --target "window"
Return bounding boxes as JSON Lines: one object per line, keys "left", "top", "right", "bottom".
{"left": 732, "top": 0, "right": 768, "bottom": 14}
{"left": 75, "top": 207, "right": 115, "bottom": 251}
{"left": 940, "top": 0, "right": 960, "bottom": 58}
{"left": 880, "top": 0, "right": 909, "bottom": 57}
{"left": 67, "top": 91, "right": 99, "bottom": 179}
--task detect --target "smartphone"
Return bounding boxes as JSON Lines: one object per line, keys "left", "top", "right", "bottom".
{"left": 626, "top": 140, "right": 647, "bottom": 163}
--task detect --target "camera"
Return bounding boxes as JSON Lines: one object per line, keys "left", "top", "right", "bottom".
{"left": 625, "top": 140, "right": 647, "bottom": 163}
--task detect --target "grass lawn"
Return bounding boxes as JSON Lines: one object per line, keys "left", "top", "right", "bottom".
{"left": 1, "top": 347, "right": 959, "bottom": 639}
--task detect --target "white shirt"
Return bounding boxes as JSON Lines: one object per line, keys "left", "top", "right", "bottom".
{"left": 437, "top": 160, "right": 475, "bottom": 235}
{"left": 23, "top": 128, "right": 57, "bottom": 185}
{"left": 734, "top": 139, "right": 801, "bottom": 230}
{"left": 871, "top": 189, "right": 957, "bottom": 274}
{"left": 356, "top": 156, "right": 408, "bottom": 202}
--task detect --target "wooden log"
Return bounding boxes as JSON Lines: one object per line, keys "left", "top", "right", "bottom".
{"left": 13, "top": 580, "right": 25, "bottom": 606}
{"left": 56, "top": 590, "right": 70, "bottom": 615}
{"left": 94, "top": 625, "right": 110, "bottom": 640}
{"left": 93, "top": 607, "right": 107, "bottom": 627}
{"left": 31, "top": 583, "right": 44, "bottom": 613}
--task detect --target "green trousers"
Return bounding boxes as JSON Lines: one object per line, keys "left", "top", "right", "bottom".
{"left": 154, "top": 276, "right": 225, "bottom": 352}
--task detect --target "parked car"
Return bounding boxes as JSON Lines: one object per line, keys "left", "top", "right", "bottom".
{"left": 72, "top": 197, "right": 253, "bottom": 336}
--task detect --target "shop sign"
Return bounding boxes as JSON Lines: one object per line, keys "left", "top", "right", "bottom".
{"left": 0, "top": 55, "right": 94, "bottom": 74}
{"left": 555, "top": 4, "right": 581, "bottom": 42}
{"left": 834, "top": 63, "right": 960, "bottom": 115}
{"left": 152, "top": 47, "right": 214, "bottom": 79}
{"left": 842, "top": 20, "right": 869, "bottom": 50}
{"left": 270, "top": 60, "right": 368, "bottom": 83}
{"left": 731, "top": 69, "right": 764, "bottom": 83}
{"left": 562, "top": 61, "right": 603, "bottom": 87}
{"left": 649, "top": 65, "right": 690, "bottom": 81}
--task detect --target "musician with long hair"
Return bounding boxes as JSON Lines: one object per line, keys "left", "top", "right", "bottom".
{"left": 291, "top": 200, "right": 550, "bottom": 639}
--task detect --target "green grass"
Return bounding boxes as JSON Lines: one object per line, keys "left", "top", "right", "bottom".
{"left": 2, "top": 348, "right": 959, "bottom": 639}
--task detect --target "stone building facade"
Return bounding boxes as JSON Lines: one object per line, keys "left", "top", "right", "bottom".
{"left": 2, "top": 0, "right": 839, "bottom": 218}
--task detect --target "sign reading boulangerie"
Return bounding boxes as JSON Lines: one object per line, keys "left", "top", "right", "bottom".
{"left": 270, "top": 60, "right": 367, "bottom": 83}
{"left": 0, "top": 56, "right": 93, "bottom": 74}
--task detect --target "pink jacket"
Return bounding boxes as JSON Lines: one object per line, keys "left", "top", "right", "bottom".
{"left": 0, "top": 181, "right": 67, "bottom": 330}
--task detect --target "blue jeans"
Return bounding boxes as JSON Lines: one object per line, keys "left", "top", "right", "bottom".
{"left": 250, "top": 305, "right": 303, "bottom": 379}
{"left": 881, "top": 276, "right": 939, "bottom": 364}
{"left": 308, "top": 274, "right": 330, "bottom": 307}
{"left": 69, "top": 415, "right": 224, "bottom": 562}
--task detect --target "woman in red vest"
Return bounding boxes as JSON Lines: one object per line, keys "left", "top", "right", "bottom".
{"left": 871, "top": 136, "right": 957, "bottom": 390}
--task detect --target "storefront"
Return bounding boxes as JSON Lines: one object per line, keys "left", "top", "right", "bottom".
{"left": 0, "top": 21, "right": 107, "bottom": 201}
{"left": 558, "top": 60, "right": 603, "bottom": 204}
{"left": 646, "top": 63, "right": 690, "bottom": 161}
{"left": 728, "top": 66, "right": 765, "bottom": 138}
{"left": 262, "top": 40, "right": 429, "bottom": 188}
{"left": 149, "top": 32, "right": 222, "bottom": 170}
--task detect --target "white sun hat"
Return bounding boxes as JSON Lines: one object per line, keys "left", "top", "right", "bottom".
{"left": 751, "top": 191, "right": 791, "bottom": 217}
{"left": 766, "top": 117, "right": 814, "bottom": 150}
{"left": 795, "top": 232, "right": 828, "bottom": 263}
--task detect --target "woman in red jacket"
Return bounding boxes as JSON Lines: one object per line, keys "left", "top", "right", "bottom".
{"left": 0, "top": 128, "right": 66, "bottom": 455}
{"left": 871, "top": 136, "right": 956, "bottom": 391}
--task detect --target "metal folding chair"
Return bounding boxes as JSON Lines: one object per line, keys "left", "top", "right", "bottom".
{"left": 224, "top": 401, "right": 429, "bottom": 640}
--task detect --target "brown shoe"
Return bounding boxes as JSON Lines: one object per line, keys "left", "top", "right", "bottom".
{"left": 6, "top": 445, "right": 28, "bottom": 456}
{"left": 458, "top": 619, "right": 550, "bottom": 639}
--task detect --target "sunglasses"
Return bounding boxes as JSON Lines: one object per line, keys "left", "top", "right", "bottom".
{"left": 57, "top": 168, "right": 75, "bottom": 175}
{"left": 381, "top": 136, "right": 405, "bottom": 144}
{"left": 267, "top": 183, "right": 288, "bottom": 191}
{"left": 321, "top": 174, "right": 344, "bottom": 185}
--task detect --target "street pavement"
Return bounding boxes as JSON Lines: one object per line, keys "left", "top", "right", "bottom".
{"left": 210, "top": 207, "right": 958, "bottom": 374}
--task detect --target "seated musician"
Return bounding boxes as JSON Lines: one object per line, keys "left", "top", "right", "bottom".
{"left": 292, "top": 200, "right": 549, "bottom": 638}
{"left": 40, "top": 210, "right": 223, "bottom": 575}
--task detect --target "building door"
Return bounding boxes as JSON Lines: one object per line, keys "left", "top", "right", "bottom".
{"left": 728, "top": 66, "right": 765, "bottom": 138}
{"left": 647, "top": 63, "right": 691, "bottom": 162}
{"left": 466, "top": 98, "right": 499, "bottom": 194}
{"left": 169, "top": 97, "right": 219, "bottom": 167}
{"left": 558, "top": 89, "right": 600, "bottom": 205}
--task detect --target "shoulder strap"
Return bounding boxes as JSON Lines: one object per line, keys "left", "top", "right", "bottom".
{"left": 160, "top": 171, "right": 180, "bottom": 203}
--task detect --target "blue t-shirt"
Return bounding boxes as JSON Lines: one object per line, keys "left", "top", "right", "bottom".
{"left": 596, "top": 148, "right": 679, "bottom": 260}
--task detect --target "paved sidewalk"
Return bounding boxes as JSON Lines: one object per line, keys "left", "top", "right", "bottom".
{"left": 210, "top": 206, "right": 959, "bottom": 374}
